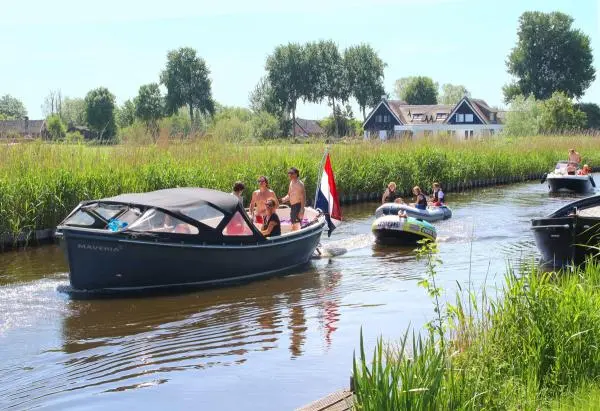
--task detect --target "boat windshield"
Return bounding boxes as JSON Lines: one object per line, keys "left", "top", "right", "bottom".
{"left": 127, "top": 209, "right": 199, "bottom": 234}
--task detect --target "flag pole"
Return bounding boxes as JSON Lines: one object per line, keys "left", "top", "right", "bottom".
{"left": 313, "top": 146, "right": 329, "bottom": 209}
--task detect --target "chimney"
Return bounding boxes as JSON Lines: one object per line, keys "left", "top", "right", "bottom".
{"left": 381, "top": 95, "right": 387, "bottom": 102}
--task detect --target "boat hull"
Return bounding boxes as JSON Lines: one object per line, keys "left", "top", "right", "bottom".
{"left": 547, "top": 175, "right": 594, "bottom": 194}
{"left": 532, "top": 216, "right": 600, "bottom": 267}
{"left": 372, "top": 216, "right": 436, "bottom": 246}
{"left": 59, "top": 224, "right": 324, "bottom": 295}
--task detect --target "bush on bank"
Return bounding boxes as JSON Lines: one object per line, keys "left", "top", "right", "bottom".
{"left": 1, "top": 135, "right": 600, "bottom": 237}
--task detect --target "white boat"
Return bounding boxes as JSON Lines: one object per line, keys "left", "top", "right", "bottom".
{"left": 542, "top": 161, "right": 595, "bottom": 194}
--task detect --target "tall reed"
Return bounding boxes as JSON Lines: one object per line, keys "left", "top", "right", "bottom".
{"left": 1, "top": 135, "right": 599, "bottom": 238}
{"left": 353, "top": 256, "right": 600, "bottom": 409}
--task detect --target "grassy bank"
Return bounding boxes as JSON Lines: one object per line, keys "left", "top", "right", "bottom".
{"left": 353, "top": 249, "right": 600, "bottom": 410}
{"left": 1, "top": 135, "right": 599, "bottom": 239}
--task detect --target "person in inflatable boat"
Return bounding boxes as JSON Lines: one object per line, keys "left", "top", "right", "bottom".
{"left": 382, "top": 182, "right": 400, "bottom": 204}
{"left": 411, "top": 186, "right": 428, "bottom": 210}
{"left": 430, "top": 182, "right": 445, "bottom": 206}
{"left": 577, "top": 164, "right": 592, "bottom": 175}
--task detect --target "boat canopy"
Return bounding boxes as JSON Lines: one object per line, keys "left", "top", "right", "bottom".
{"left": 87, "top": 188, "right": 241, "bottom": 215}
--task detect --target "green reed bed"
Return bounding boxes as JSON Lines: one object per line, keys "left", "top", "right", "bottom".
{"left": 1, "top": 135, "right": 600, "bottom": 239}
{"left": 353, "top": 253, "right": 600, "bottom": 410}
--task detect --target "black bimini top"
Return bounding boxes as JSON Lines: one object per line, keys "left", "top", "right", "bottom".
{"left": 89, "top": 188, "right": 240, "bottom": 215}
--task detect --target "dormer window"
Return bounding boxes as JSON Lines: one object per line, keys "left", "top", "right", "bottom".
{"left": 412, "top": 113, "right": 423, "bottom": 120}
{"left": 436, "top": 113, "right": 447, "bottom": 120}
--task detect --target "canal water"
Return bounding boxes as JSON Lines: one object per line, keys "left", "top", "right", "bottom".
{"left": 0, "top": 180, "right": 595, "bottom": 410}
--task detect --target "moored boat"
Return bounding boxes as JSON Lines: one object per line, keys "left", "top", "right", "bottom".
{"left": 372, "top": 215, "right": 437, "bottom": 246}
{"left": 56, "top": 188, "right": 326, "bottom": 296}
{"left": 531, "top": 194, "right": 600, "bottom": 267}
{"left": 376, "top": 202, "right": 452, "bottom": 222}
{"left": 542, "top": 161, "right": 595, "bottom": 194}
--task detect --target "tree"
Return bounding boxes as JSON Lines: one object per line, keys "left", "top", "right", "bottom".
{"left": 539, "top": 91, "right": 587, "bottom": 133}
{"left": 344, "top": 44, "right": 386, "bottom": 121}
{"left": 307, "top": 40, "right": 349, "bottom": 136}
{"left": 439, "top": 84, "right": 470, "bottom": 105}
{"left": 61, "top": 97, "right": 86, "bottom": 126}
{"left": 134, "top": 83, "right": 164, "bottom": 137}
{"left": 503, "top": 95, "right": 543, "bottom": 137}
{"left": 160, "top": 47, "right": 215, "bottom": 123}
{"left": 574, "top": 103, "right": 600, "bottom": 129}
{"left": 249, "top": 111, "right": 281, "bottom": 139}
{"left": 504, "top": 11, "right": 595, "bottom": 102}
{"left": 116, "top": 99, "right": 136, "bottom": 128}
{"left": 0, "top": 94, "right": 27, "bottom": 119}
{"left": 394, "top": 76, "right": 438, "bottom": 104}
{"left": 41, "top": 90, "right": 63, "bottom": 117}
{"left": 46, "top": 114, "right": 67, "bottom": 140}
{"left": 266, "top": 43, "right": 307, "bottom": 136}
{"left": 249, "top": 76, "right": 284, "bottom": 117}
{"left": 84, "top": 87, "right": 117, "bottom": 140}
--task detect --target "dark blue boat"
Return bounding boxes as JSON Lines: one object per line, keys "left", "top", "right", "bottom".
{"left": 56, "top": 188, "right": 326, "bottom": 296}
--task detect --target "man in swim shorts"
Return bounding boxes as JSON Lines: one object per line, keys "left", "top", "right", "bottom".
{"left": 280, "top": 167, "right": 305, "bottom": 231}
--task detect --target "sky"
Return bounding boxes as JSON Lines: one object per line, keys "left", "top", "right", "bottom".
{"left": 2, "top": 0, "right": 599, "bottom": 120}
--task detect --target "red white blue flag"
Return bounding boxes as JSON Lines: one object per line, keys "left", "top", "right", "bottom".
{"left": 315, "top": 153, "right": 342, "bottom": 237}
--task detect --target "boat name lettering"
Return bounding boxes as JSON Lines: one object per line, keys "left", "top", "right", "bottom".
{"left": 77, "top": 243, "right": 122, "bottom": 252}
{"left": 378, "top": 220, "right": 401, "bottom": 229}
{"left": 420, "top": 227, "right": 435, "bottom": 237}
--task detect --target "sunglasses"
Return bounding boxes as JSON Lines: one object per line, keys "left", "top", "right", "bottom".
{"left": 257, "top": 179, "right": 266, "bottom": 183}
{"left": 265, "top": 203, "right": 274, "bottom": 208}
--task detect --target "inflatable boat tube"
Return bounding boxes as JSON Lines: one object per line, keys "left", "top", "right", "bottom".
{"left": 375, "top": 203, "right": 452, "bottom": 222}
{"left": 372, "top": 215, "right": 437, "bottom": 246}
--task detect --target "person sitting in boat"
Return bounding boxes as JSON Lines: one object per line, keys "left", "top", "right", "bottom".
{"left": 260, "top": 199, "right": 281, "bottom": 237}
{"left": 231, "top": 181, "right": 245, "bottom": 206}
{"left": 578, "top": 164, "right": 592, "bottom": 175}
{"left": 430, "top": 182, "right": 445, "bottom": 206}
{"left": 566, "top": 162, "right": 577, "bottom": 175}
{"left": 250, "top": 176, "right": 278, "bottom": 225}
{"left": 382, "top": 182, "right": 399, "bottom": 204}
{"left": 568, "top": 148, "right": 582, "bottom": 165}
{"left": 411, "top": 186, "right": 428, "bottom": 210}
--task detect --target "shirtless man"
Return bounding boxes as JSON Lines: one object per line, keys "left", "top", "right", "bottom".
{"left": 249, "top": 176, "right": 278, "bottom": 224}
{"left": 280, "top": 167, "right": 305, "bottom": 231}
{"left": 568, "top": 148, "right": 582, "bottom": 165}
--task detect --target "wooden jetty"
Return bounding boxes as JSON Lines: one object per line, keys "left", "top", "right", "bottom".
{"left": 296, "top": 390, "right": 354, "bottom": 411}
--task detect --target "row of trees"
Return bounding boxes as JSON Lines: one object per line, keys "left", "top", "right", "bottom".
{"left": 37, "top": 47, "right": 216, "bottom": 142}
{"left": 393, "top": 78, "right": 469, "bottom": 105}
{"left": 259, "top": 41, "right": 386, "bottom": 136}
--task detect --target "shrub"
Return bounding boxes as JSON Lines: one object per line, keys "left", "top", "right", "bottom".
{"left": 46, "top": 115, "right": 67, "bottom": 140}
{"left": 249, "top": 111, "right": 281, "bottom": 139}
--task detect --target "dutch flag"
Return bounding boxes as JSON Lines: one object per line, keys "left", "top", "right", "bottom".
{"left": 315, "top": 153, "right": 342, "bottom": 237}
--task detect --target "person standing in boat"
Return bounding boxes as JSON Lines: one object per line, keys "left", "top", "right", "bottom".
{"left": 280, "top": 167, "right": 305, "bottom": 231}
{"left": 231, "top": 181, "right": 245, "bottom": 206}
{"left": 568, "top": 148, "right": 582, "bottom": 165}
{"left": 411, "top": 186, "right": 428, "bottom": 210}
{"left": 430, "top": 182, "right": 445, "bottom": 206}
{"left": 250, "top": 176, "right": 278, "bottom": 224}
{"left": 260, "top": 199, "right": 281, "bottom": 237}
{"left": 382, "top": 182, "right": 400, "bottom": 204}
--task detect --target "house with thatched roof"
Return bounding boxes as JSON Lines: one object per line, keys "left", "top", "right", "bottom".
{"left": 294, "top": 118, "right": 325, "bottom": 137}
{"left": 0, "top": 117, "right": 47, "bottom": 138}
{"left": 363, "top": 96, "right": 504, "bottom": 140}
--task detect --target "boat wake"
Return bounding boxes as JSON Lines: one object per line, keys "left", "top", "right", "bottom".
{"left": 313, "top": 234, "right": 373, "bottom": 259}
